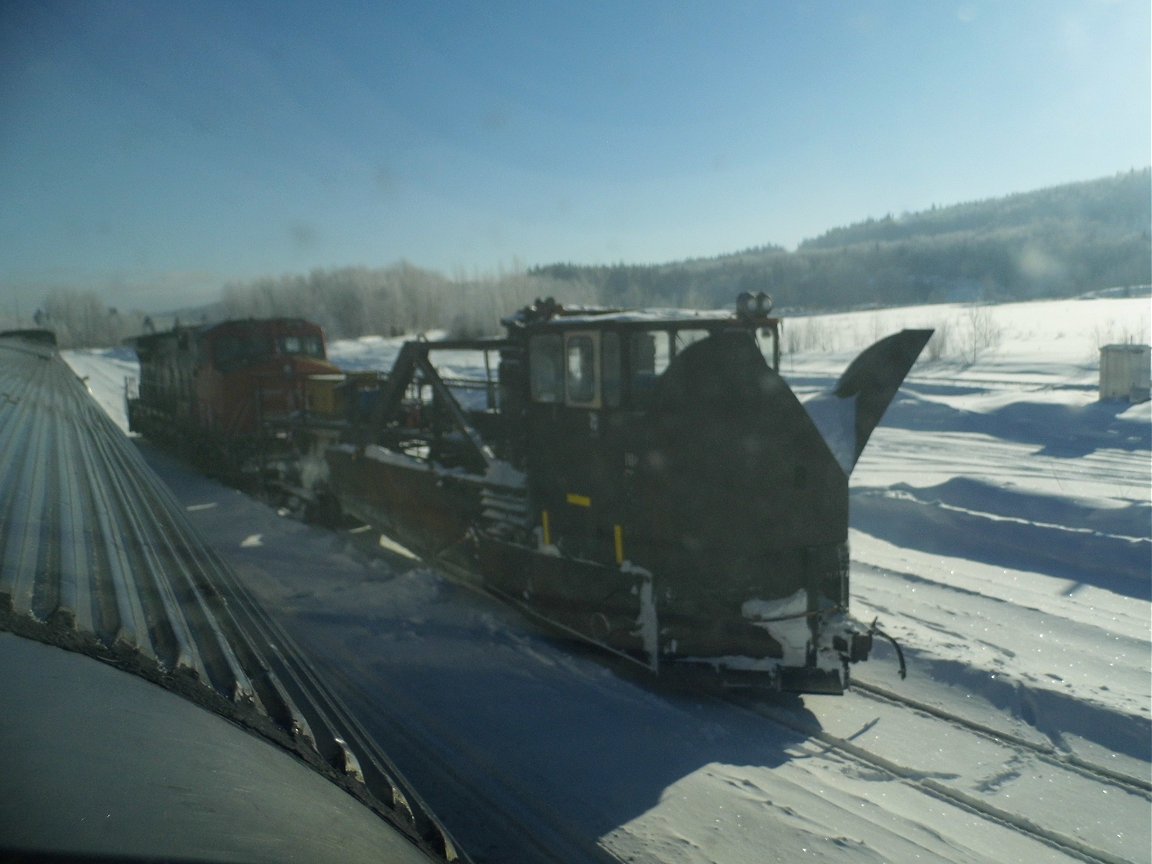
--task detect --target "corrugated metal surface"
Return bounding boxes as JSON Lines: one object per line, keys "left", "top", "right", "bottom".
{"left": 0, "top": 332, "right": 462, "bottom": 862}
{"left": 1, "top": 333, "right": 280, "bottom": 719}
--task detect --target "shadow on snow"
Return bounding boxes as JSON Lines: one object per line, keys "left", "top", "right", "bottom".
{"left": 851, "top": 478, "right": 1151, "bottom": 601}
{"left": 881, "top": 390, "right": 1150, "bottom": 458}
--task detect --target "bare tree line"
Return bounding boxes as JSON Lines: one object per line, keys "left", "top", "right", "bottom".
{"left": 214, "top": 262, "right": 601, "bottom": 340}
{"left": 2, "top": 264, "right": 602, "bottom": 348}
{"left": 1, "top": 291, "right": 154, "bottom": 350}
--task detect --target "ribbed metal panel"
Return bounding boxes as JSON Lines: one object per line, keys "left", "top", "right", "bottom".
{"left": 0, "top": 335, "right": 269, "bottom": 714}
{"left": 0, "top": 332, "right": 462, "bottom": 862}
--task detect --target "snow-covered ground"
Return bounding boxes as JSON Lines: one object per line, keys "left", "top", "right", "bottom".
{"left": 65, "top": 297, "right": 1151, "bottom": 864}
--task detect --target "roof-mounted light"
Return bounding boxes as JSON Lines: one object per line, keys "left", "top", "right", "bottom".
{"left": 736, "top": 291, "right": 773, "bottom": 319}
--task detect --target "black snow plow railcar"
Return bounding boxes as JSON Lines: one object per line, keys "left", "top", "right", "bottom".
{"left": 326, "top": 296, "right": 932, "bottom": 694}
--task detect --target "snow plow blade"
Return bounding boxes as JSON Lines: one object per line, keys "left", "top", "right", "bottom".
{"left": 803, "top": 329, "right": 933, "bottom": 474}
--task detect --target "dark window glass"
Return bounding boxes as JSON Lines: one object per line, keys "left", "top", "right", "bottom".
{"left": 529, "top": 334, "right": 563, "bottom": 403}
{"left": 566, "top": 335, "right": 597, "bottom": 404}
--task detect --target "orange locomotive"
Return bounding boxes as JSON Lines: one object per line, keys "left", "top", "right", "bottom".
{"left": 127, "top": 318, "right": 341, "bottom": 475}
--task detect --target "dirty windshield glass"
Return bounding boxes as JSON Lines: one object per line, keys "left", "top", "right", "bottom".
{"left": 1, "top": 4, "right": 1149, "bottom": 864}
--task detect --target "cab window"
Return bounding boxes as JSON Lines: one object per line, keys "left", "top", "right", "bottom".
{"left": 280, "top": 334, "right": 326, "bottom": 357}
{"left": 529, "top": 334, "right": 563, "bottom": 403}
{"left": 630, "top": 330, "right": 663, "bottom": 404}
{"left": 565, "top": 333, "right": 598, "bottom": 406}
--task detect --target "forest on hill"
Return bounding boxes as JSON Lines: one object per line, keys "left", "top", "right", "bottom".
{"left": 533, "top": 168, "right": 1151, "bottom": 311}
{"left": 20, "top": 169, "right": 1150, "bottom": 347}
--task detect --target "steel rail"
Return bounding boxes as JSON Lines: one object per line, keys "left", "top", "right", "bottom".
{"left": 851, "top": 679, "right": 1152, "bottom": 797}
{"left": 731, "top": 693, "right": 1140, "bottom": 864}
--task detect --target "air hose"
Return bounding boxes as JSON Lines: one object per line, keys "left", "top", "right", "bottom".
{"left": 870, "top": 618, "right": 907, "bottom": 680}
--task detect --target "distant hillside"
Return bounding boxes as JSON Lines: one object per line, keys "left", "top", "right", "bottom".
{"left": 532, "top": 169, "right": 1151, "bottom": 310}
{"left": 28, "top": 170, "right": 1146, "bottom": 348}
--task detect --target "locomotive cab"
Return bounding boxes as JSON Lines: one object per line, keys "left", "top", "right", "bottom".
{"left": 517, "top": 312, "right": 783, "bottom": 570}
{"left": 195, "top": 319, "right": 334, "bottom": 435}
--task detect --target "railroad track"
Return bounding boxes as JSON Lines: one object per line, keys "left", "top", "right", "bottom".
{"left": 851, "top": 679, "right": 1152, "bottom": 796}
{"left": 731, "top": 686, "right": 1149, "bottom": 864}
{"left": 316, "top": 659, "right": 627, "bottom": 864}
{"left": 433, "top": 545, "right": 1149, "bottom": 863}
{"left": 430, "top": 540, "right": 1150, "bottom": 864}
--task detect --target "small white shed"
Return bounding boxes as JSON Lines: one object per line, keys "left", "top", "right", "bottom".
{"left": 1099, "top": 344, "right": 1151, "bottom": 402}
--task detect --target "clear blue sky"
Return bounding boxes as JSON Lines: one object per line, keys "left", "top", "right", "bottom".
{"left": 2, "top": 0, "right": 1148, "bottom": 314}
